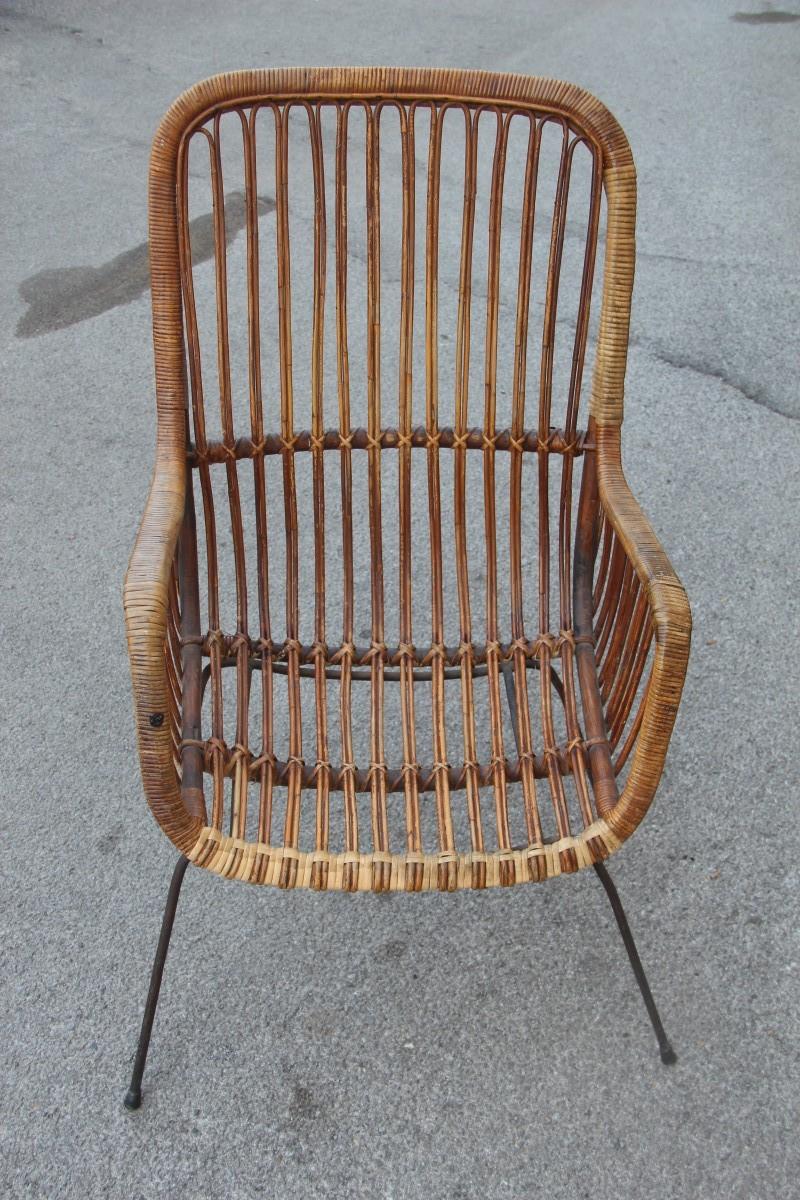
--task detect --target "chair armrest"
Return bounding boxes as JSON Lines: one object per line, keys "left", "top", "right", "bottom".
{"left": 595, "top": 424, "right": 692, "bottom": 842}
{"left": 123, "top": 445, "right": 203, "bottom": 853}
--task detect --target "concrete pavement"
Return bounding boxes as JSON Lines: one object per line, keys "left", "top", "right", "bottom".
{"left": 1, "top": 2, "right": 798, "bottom": 1197}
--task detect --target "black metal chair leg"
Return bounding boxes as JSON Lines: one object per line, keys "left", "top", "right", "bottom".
{"left": 593, "top": 861, "right": 677, "bottom": 1064}
{"left": 124, "top": 854, "right": 190, "bottom": 1109}
{"left": 499, "top": 660, "right": 676, "bottom": 1064}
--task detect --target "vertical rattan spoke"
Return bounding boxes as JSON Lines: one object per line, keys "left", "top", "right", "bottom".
{"left": 592, "top": 513, "right": 613, "bottom": 613}
{"left": 425, "top": 105, "right": 456, "bottom": 890}
{"left": 241, "top": 107, "right": 275, "bottom": 857}
{"left": 607, "top": 593, "right": 652, "bottom": 742}
{"left": 558, "top": 139, "right": 603, "bottom": 830}
{"left": 600, "top": 569, "right": 639, "bottom": 695}
{"left": 397, "top": 103, "right": 422, "bottom": 888}
{"left": 335, "top": 103, "right": 359, "bottom": 890}
{"left": 166, "top": 564, "right": 182, "bottom": 765}
{"left": 274, "top": 103, "right": 302, "bottom": 887}
{"left": 537, "top": 118, "right": 576, "bottom": 854}
{"left": 366, "top": 105, "right": 390, "bottom": 890}
{"left": 308, "top": 103, "right": 331, "bottom": 888}
{"left": 508, "top": 112, "right": 544, "bottom": 857}
{"left": 482, "top": 109, "right": 513, "bottom": 881}
{"left": 209, "top": 115, "right": 251, "bottom": 841}
{"left": 176, "top": 140, "right": 211, "bottom": 827}
{"left": 182, "top": 128, "right": 226, "bottom": 831}
{"left": 613, "top": 672, "right": 651, "bottom": 774}
{"left": 453, "top": 105, "right": 485, "bottom": 885}
{"left": 595, "top": 542, "right": 628, "bottom": 662}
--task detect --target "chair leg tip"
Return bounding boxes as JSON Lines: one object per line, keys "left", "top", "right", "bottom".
{"left": 660, "top": 1045, "right": 677, "bottom": 1066}
{"left": 124, "top": 1087, "right": 142, "bottom": 1110}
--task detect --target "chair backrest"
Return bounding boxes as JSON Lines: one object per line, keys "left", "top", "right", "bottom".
{"left": 150, "top": 67, "right": 634, "bottom": 643}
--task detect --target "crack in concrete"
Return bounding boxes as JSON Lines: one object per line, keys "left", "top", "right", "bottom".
{"left": 0, "top": 3, "right": 178, "bottom": 79}
{"left": 0, "top": 5, "right": 91, "bottom": 40}
{"left": 635, "top": 341, "right": 797, "bottom": 422}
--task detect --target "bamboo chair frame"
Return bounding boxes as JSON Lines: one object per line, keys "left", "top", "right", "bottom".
{"left": 122, "top": 69, "right": 691, "bottom": 1107}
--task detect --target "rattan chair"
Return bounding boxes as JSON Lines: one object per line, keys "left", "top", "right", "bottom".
{"left": 123, "top": 69, "right": 691, "bottom": 1108}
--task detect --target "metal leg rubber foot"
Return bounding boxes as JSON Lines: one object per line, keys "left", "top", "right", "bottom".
{"left": 500, "top": 672, "right": 677, "bottom": 1065}
{"left": 593, "top": 861, "right": 677, "bottom": 1065}
{"left": 123, "top": 855, "right": 189, "bottom": 1109}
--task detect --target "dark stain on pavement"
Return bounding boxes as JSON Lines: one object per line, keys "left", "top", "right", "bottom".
{"left": 288, "top": 1083, "right": 323, "bottom": 1124}
{"left": 16, "top": 191, "right": 275, "bottom": 338}
{"left": 96, "top": 825, "right": 124, "bottom": 855}
{"left": 378, "top": 938, "right": 408, "bottom": 961}
{"left": 731, "top": 10, "right": 800, "bottom": 22}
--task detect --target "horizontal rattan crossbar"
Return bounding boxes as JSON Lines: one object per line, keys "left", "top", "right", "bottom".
{"left": 122, "top": 67, "right": 692, "bottom": 1108}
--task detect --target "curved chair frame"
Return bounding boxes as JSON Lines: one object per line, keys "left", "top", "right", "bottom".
{"left": 122, "top": 69, "right": 691, "bottom": 1106}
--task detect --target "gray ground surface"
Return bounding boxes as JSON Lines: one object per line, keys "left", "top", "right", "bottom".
{"left": 2, "top": 2, "right": 799, "bottom": 1197}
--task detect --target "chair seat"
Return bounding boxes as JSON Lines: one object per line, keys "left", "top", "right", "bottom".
{"left": 177, "top": 621, "right": 633, "bottom": 891}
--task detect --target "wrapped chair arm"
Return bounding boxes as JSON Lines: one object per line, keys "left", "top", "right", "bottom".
{"left": 123, "top": 448, "right": 202, "bottom": 853}
{"left": 596, "top": 424, "right": 692, "bottom": 843}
